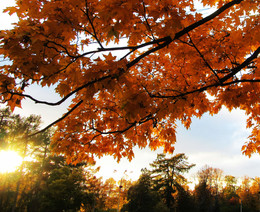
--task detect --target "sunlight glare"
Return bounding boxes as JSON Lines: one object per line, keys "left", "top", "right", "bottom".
{"left": 0, "top": 150, "right": 22, "bottom": 173}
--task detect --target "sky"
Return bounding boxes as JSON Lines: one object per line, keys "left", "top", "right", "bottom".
{"left": 0, "top": 0, "right": 259, "bottom": 183}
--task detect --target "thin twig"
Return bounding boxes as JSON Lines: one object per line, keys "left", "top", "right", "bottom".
{"left": 187, "top": 33, "right": 221, "bottom": 82}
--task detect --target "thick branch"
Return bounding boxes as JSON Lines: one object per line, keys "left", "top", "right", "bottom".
{"left": 147, "top": 47, "right": 260, "bottom": 99}
{"left": 126, "top": 0, "right": 243, "bottom": 69}
{"left": 127, "top": 36, "right": 172, "bottom": 69}
{"left": 174, "top": 0, "right": 243, "bottom": 39}
{"left": 220, "top": 47, "right": 260, "bottom": 83}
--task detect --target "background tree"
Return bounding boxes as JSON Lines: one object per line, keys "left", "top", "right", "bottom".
{"left": 0, "top": 172, "right": 18, "bottom": 212}
{"left": 174, "top": 183, "right": 195, "bottom": 212}
{"left": 220, "top": 175, "right": 240, "bottom": 212}
{"left": 0, "top": 0, "right": 259, "bottom": 163}
{"left": 121, "top": 169, "right": 169, "bottom": 212}
{"left": 237, "top": 177, "right": 260, "bottom": 212}
{"left": 0, "top": 107, "right": 53, "bottom": 212}
{"left": 149, "top": 153, "right": 195, "bottom": 211}
{"left": 38, "top": 165, "right": 86, "bottom": 212}
{"left": 103, "top": 178, "right": 119, "bottom": 211}
{"left": 196, "top": 166, "right": 224, "bottom": 196}
{"left": 81, "top": 166, "right": 108, "bottom": 212}
{"left": 195, "top": 166, "right": 224, "bottom": 212}
{"left": 194, "top": 180, "right": 214, "bottom": 212}
{"left": 0, "top": 108, "right": 102, "bottom": 212}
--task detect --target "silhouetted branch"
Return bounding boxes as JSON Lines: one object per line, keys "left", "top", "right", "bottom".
{"left": 187, "top": 33, "right": 221, "bottom": 82}
{"left": 127, "top": 0, "right": 243, "bottom": 69}
{"left": 27, "top": 100, "right": 83, "bottom": 138}
{"left": 89, "top": 114, "right": 155, "bottom": 142}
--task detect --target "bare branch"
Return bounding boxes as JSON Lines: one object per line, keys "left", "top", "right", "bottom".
{"left": 7, "top": 74, "right": 114, "bottom": 106}
{"left": 220, "top": 47, "right": 260, "bottom": 83}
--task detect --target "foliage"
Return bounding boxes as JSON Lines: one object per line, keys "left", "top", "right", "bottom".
{"left": 236, "top": 177, "right": 260, "bottom": 212}
{"left": 39, "top": 166, "right": 86, "bottom": 212}
{"left": 0, "top": 0, "right": 259, "bottom": 163}
{"left": 121, "top": 170, "right": 169, "bottom": 212}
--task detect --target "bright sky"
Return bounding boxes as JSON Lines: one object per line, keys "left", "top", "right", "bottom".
{"left": 0, "top": 0, "right": 259, "bottom": 182}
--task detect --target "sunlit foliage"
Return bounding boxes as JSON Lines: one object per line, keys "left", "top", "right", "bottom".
{"left": 0, "top": 0, "right": 259, "bottom": 163}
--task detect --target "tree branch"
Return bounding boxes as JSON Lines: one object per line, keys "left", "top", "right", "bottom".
{"left": 220, "top": 47, "right": 260, "bottom": 83}
{"left": 174, "top": 0, "right": 243, "bottom": 39}
{"left": 89, "top": 114, "right": 154, "bottom": 142}
{"left": 26, "top": 100, "right": 83, "bottom": 138}
{"left": 126, "top": 0, "right": 243, "bottom": 69}
{"left": 142, "top": 0, "right": 156, "bottom": 41}
{"left": 83, "top": 0, "right": 104, "bottom": 49}
{"left": 7, "top": 74, "right": 114, "bottom": 106}
{"left": 187, "top": 33, "right": 221, "bottom": 82}
{"left": 146, "top": 47, "right": 260, "bottom": 99}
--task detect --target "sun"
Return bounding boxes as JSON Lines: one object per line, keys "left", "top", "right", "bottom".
{"left": 0, "top": 150, "right": 22, "bottom": 173}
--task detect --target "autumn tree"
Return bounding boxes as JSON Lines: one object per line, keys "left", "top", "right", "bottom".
{"left": 237, "top": 177, "right": 260, "bottom": 212}
{"left": 0, "top": 0, "right": 259, "bottom": 163}
{"left": 149, "top": 153, "right": 195, "bottom": 211}
{"left": 220, "top": 175, "right": 240, "bottom": 211}
{"left": 197, "top": 166, "right": 224, "bottom": 196}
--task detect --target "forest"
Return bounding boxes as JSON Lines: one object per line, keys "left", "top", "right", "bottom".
{"left": 1, "top": 108, "right": 260, "bottom": 212}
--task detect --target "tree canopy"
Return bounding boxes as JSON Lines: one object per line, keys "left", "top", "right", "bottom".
{"left": 0, "top": 0, "right": 259, "bottom": 163}
{"left": 150, "top": 153, "right": 195, "bottom": 210}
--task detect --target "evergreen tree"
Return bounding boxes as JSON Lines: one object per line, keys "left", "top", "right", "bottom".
{"left": 150, "top": 153, "right": 195, "bottom": 212}
{"left": 122, "top": 169, "right": 168, "bottom": 212}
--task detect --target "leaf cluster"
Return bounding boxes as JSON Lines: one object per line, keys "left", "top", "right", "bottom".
{"left": 0, "top": 0, "right": 259, "bottom": 162}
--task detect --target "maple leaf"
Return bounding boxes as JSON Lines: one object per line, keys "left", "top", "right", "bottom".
{"left": 0, "top": 0, "right": 259, "bottom": 163}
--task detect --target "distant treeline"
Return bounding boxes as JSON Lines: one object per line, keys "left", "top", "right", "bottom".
{"left": 1, "top": 108, "right": 260, "bottom": 212}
